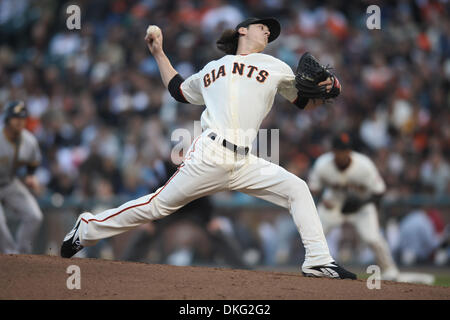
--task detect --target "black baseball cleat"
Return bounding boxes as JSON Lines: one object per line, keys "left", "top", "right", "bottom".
{"left": 60, "top": 216, "right": 84, "bottom": 258}
{"left": 302, "top": 261, "right": 357, "bottom": 280}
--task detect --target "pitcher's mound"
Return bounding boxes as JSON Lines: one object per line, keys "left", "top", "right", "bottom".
{"left": 1, "top": 254, "right": 449, "bottom": 300}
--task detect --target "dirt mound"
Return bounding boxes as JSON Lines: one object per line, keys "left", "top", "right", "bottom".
{"left": 1, "top": 254, "right": 449, "bottom": 300}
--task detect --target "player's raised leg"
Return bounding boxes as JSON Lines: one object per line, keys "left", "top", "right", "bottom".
{"left": 230, "top": 154, "right": 356, "bottom": 279}
{"left": 61, "top": 134, "right": 229, "bottom": 258}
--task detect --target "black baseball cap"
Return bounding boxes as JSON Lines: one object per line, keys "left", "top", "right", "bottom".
{"left": 235, "top": 17, "right": 281, "bottom": 43}
{"left": 332, "top": 133, "right": 352, "bottom": 150}
{"left": 4, "top": 101, "right": 28, "bottom": 122}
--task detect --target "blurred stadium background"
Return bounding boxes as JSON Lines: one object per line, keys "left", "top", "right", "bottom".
{"left": 0, "top": 0, "right": 449, "bottom": 280}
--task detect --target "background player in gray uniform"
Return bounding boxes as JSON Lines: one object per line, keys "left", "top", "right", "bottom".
{"left": 0, "top": 101, "right": 43, "bottom": 254}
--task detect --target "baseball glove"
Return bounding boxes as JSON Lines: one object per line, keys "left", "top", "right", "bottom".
{"left": 295, "top": 52, "right": 341, "bottom": 100}
{"left": 341, "top": 194, "right": 366, "bottom": 214}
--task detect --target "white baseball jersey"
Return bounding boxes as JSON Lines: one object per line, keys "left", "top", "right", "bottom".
{"left": 180, "top": 53, "right": 297, "bottom": 147}
{"left": 308, "top": 152, "right": 398, "bottom": 277}
{"left": 308, "top": 151, "right": 386, "bottom": 208}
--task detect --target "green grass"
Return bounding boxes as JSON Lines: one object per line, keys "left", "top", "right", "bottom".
{"left": 433, "top": 275, "right": 450, "bottom": 287}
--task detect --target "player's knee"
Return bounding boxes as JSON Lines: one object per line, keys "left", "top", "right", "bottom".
{"left": 26, "top": 209, "right": 43, "bottom": 225}
{"left": 298, "top": 178, "right": 309, "bottom": 191}
{"left": 156, "top": 209, "right": 172, "bottom": 219}
{"left": 291, "top": 179, "right": 310, "bottom": 199}
{"left": 364, "top": 238, "right": 382, "bottom": 248}
{"left": 36, "top": 212, "right": 43, "bottom": 224}
{"left": 31, "top": 214, "right": 43, "bottom": 227}
{"left": 152, "top": 199, "right": 176, "bottom": 219}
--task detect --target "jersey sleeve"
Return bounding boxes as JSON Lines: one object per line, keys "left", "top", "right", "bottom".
{"left": 277, "top": 61, "right": 298, "bottom": 103}
{"left": 180, "top": 71, "right": 205, "bottom": 105}
{"left": 364, "top": 158, "right": 386, "bottom": 194}
{"left": 308, "top": 160, "right": 324, "bottom": 192}
{"left": 20, "top": 132, "right": 42, "bottom": 169}
{"left": 29, "top": 136, "right": 42, "bottom": 166}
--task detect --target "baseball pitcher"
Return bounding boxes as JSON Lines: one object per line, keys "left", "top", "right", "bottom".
{"left": 0, "top": 101, "right": 43, "bottom": 254}
{"left": 61, "top": 17, "right": 355, "bottom": 279}
{"left": 308, "top": 133, "right": 399, "bottom": 280}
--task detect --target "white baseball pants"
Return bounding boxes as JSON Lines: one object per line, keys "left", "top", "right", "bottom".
{"left": 317, "top": 203, "right": 398, "bottom": 275}
{"left": 78, "top": 129, "right": 333, "bottom": 268}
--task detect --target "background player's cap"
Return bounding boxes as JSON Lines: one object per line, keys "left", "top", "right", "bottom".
{"left": 235, "top": 17, "right": 281, "bottom": 43}
{"left": 4, "top": 100, "right": 28, "bottom": 122}
{"left": 332, "top": 133, "right": 352, "bottom": 150}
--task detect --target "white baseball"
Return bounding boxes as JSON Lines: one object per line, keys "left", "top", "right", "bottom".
{"left": 146, "top": 25, "right": 161, "bottom": 37}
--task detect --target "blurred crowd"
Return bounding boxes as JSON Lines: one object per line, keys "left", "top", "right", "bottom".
{"left": 0, "top": 0, "right": 449, "bottom": 267}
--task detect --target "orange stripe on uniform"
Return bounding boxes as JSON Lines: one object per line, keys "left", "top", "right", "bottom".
{"left": 82, "top": 168, "right": 182, "bottom": 224}
{"left": 179, "top": 86, "right": 188, "bottom": 102}
{"left": 182, "top": 134, "right": 202, "bottom": 162}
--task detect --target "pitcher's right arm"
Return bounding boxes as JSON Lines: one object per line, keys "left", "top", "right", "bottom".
{"left": 145, "top": 28, "right": 204, "bottom": 105}
{"left": 145, "top": 28, "right": 178, "bottom": 88}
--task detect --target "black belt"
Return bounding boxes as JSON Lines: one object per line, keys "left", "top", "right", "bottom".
{"left": 208, "top": 133, "right": 249, "bottom": 155}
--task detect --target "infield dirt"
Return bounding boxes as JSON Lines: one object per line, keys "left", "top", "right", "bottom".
{"left": 1, "top": 254, "right": 449, "bottom": 300}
